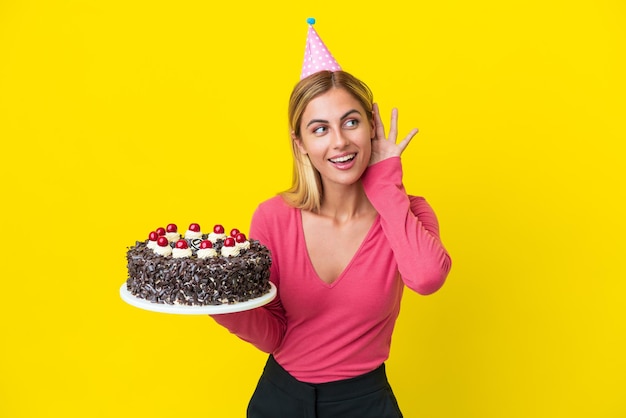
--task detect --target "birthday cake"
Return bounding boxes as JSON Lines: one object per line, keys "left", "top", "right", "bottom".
{"left": 125, "top": 223, "right": 272, "bottom": 306}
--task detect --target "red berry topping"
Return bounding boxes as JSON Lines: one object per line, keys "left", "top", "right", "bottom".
{"left": 213, "top": 224, "right": 225, "bottom": 234}
{"left": 188, "top": 223, "right": 201, "bottom": 232}
{"left": 157, "top": 236, "right": 169, "bottom": 247}
{"left": 156, "top": 227, "right": 166, "bottom": 236}
{"left": 166, "top": 223, "right": 178, "bottom": 233}
{"left": 230, "top": 228, "right": 240, "bottom": 237}
{"left": 148, "top": 231, "right": 158, "bottom": 241}
{"left": 200, "top": 240, "right": 213, "bottom": 249}
{"left": 224, "top": 237, "right": 236, "bottom": 247}
{"left": 175, "top": 239, "right": 189, "bottom": 249}
{"left": 235, "top": 232, "right": 247, "bottom": 243}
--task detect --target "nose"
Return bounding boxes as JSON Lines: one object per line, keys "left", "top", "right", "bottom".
{"left": 330, "top": 129, "right": 349, "bottom": 149}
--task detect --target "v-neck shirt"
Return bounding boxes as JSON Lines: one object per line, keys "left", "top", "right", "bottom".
{"left": 212, "top": 157, "right": 451, "bottom": 383}
{"left": 299, "top": 208, "right": 380, "bottom": 287}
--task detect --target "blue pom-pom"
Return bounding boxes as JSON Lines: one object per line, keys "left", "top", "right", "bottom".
{"left": 306, "top": 17, "right": 316, "bottom": 25}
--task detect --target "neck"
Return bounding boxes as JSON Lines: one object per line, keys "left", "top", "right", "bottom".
{"left": 318, "top": 181, "right": 373, "bottom": 222}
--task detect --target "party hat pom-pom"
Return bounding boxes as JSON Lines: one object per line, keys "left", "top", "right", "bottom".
{"left": 306, "top": 17, "right": 316, "bottom": 25}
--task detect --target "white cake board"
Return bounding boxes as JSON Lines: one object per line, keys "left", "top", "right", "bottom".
{"left": 120, "top": 282, "right": 276, "bottom": 315}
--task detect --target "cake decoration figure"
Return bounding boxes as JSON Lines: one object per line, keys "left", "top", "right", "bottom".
{"left": 147, "top": 231, "right": 159, "bottom": 250}
{"left": 209, "top": 224, "right": 227, "bottom": 243}
{"left": 221, "top": 237, "right": 240, "bottom": 257}
{"left": 184, "top": 223, "right": 202, "bottom": 240}
{"left": 165, "top": 223, "right": 180, "bottom": 242}
{"left": 234, "top": 232, "right": 250, "bottom": 250}
{"left": 152, "top": 236, "right": 172, "bottom": 257}
{"left": 172, "top": 239, "right": 192, "bottom": 258}
{"left": 197, "top": 239, "right": 217, "bottom": 259}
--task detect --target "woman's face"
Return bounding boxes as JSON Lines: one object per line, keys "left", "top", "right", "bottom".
{"left": 295, "top": 88, "right": 374, "bottom": 188}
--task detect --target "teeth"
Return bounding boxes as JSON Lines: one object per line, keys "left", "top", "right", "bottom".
{"left": 329, "top": 154, "right": 355, "bottom": 163}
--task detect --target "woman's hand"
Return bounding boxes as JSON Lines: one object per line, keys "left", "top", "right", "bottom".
{"left": 369, "top": 102, "right": 419, "bottom": 166}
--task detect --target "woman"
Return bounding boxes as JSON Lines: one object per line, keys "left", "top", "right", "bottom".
{"left": 212, "top": 70, "right": 452, "bottom": 417}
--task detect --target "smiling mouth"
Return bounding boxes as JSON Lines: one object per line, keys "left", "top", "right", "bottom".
{"left": 328, "top": 153, "right": 356, "bottom": 163}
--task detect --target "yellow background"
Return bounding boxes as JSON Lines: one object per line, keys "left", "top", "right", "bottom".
{"left": 1, "top": 0, "right": 625, "bottom": 417}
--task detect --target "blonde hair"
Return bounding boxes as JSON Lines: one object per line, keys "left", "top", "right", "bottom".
{"left": 281, "top": 71, "right": 374, "bottom": 213}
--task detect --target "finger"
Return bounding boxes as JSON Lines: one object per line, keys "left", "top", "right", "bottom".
{"left": 396, "top": 128, "right": 419, "bottom": 154}
{"left": 373, "top": 103, "right": 386, "bottom": 140}
{"left": 388, "top": 108, "right": 399, "bottom": 142}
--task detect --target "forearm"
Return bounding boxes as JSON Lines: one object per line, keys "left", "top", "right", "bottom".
{"left": 362, "top": 157, "right": 452, "bottom": 294}
{"left": 210, "top": 298, "right": 286, "bottom": 353}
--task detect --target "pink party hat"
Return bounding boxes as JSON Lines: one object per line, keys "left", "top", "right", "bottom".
{"left": 300, "top": 18, "right": 342, "bottom": 79}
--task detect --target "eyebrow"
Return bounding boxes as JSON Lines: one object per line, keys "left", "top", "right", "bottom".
{"left": 305, "top": 109, "right": 362, "bottom": 128}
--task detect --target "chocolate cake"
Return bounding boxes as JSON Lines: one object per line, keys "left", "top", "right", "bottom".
{"left": 126, "top": 223, "right": 272, "bottom": 306}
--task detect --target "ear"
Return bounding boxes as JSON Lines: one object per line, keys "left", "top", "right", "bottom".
{"left": 370, "top": 117, "right": 376, "bottom": 139}
{"left": 291, "top": 131, "right": 308, "bottom": 155}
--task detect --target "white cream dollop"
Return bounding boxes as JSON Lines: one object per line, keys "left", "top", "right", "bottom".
{"left": 221, "top": 245, "right": 241, "bottom": 257}
{"left": 236, "top": 240, "right": 251, "bottom": 250}
{"left": 153, "top": 245, "right": 172, "bottom": 257}
{"left": 208, "top": 232, "right": 227, "bottom": 243}
{"left": 166, "top": 232, "right": 181, "bottom": 242}
{"left": 197, "top": 248, "right": 218, "bottom": 259}
{"left": 184, "top": 230, "right": 202, "bottom": 240}
{"left": 172, "top": 247, "right": 193, "bottom": 258}
{"left": 147, "top": 240, "right": 158, "bottom": 250}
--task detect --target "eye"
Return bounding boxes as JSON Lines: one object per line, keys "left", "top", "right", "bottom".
{"left": 344, "top": 119, "right": 359, "bottom": 128}
{"left": 312, "top": 125, "right": 327, "bottom": 135}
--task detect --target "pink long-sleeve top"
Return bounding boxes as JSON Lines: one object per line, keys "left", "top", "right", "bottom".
{"left": 212, "top": 157, "right": 451, "bottom": 383}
